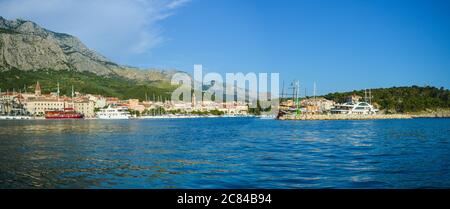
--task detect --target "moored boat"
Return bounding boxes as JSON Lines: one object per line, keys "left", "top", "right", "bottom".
{"left": 45, "top": 108, "right": 84, "bottom": 119}
{"left": 0, "top": 115, "right": 31, "bottom": 120}
{"left": 97, "top": 106, "right": 131, "bottom": 119}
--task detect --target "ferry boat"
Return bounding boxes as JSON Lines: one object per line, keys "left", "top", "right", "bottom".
{"left": 330, "top": 102, "right": 378, "bottom": 115}
{"left": 45, "top": 108, "right": 84, "bottom": 119}
{"left": 97, "top": 106, "right": 131, "bottom": 119}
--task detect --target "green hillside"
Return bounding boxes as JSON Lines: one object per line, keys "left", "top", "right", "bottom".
{"left": 324, "top": 86, "right": 450, "bottom": 113}
{"left": 0, "top": 69, "right": 177, "bottom": 101}
{"left": 2, "top": 69, "right": 449, "bottom": 113}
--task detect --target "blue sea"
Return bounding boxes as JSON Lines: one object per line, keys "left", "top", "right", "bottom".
{"left": 0, "top": 118, "right": 449, "bottom": 188}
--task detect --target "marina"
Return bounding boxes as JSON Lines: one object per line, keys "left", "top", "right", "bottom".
{"left": 2, "top": 81, "right": 448, "bottom": 121}
{"left": 0, "top": 81, "right": 253, "bottom": 120}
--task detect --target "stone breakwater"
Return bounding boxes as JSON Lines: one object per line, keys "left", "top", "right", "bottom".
{"left": 278, "top": 114, "right": 412, "bottom": 120}
{"left": 410, "top": 112, "right": 450, "bottom": 118}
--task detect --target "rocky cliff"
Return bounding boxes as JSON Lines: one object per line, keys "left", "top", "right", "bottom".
{"left": 0, "top": 17, "right": 180, "bottom": 82}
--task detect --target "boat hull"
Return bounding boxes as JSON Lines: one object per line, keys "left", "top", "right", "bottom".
{"left": 45, "top": 115, "right": 84, "bottom": 119}
{"left": 45, "top": 108, "right": 84, "bottom": 119}
{"left": 97, "top": 116, "right": 130, "bottom": 119}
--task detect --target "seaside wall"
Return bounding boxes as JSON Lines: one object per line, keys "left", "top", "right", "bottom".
{"left": 279, "top": 114, "right": 412, "bottom": 120}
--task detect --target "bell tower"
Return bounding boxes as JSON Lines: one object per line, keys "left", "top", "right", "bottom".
{"left": 35, "top": 81, "right": 41, "bottom": 96}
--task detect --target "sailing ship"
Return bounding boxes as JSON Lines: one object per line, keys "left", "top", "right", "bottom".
{"left": 44, "top": 84, "right": 84, "bottom": 119}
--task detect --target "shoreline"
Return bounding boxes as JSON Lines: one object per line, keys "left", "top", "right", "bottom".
{"left": 278, "top": 114, "right": 413, "bottom": 120}
{"left": 278, "top": 113, "right": 450, "bottom": 120}
{"left": 0, "top": 115, "right": 257, "bottom": 120}
{"left": 1, "top": 114, "right": 449, "bottom": 121}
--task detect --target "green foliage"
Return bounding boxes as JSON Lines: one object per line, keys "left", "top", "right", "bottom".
{"left": 128, "top": 109, "right": 141, "bottom": 117}
{"left": 190, "top": 109, "right": 225, "bottom": 116}
{"left": 0, "top": 69, "right": 177, "bottom": 101}
{"left": 190, "top": 110, "right": 209, "bottom": 115}
{"left": 164, "top": 109, "right": 225, "bottom": 116}
{"left": 248, "top": 100, "right": 272, "bottom": 115}
{"left": 209, "top": 109, "right": 225, "bottom": 115}
{"left": 324, "top": 86, "right": 450, "bottom": 113}
{"left": 166, "top": 109, "right": 185, "bottom": 115}
{"left": 142, "top": 107, "right": 166, "bottom": 116}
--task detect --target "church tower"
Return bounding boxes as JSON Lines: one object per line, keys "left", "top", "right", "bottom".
{"left": 35, "top": 81, "right": 41, "bottom": 96}
{"left": 192, "top": 92, "right": 196, "bottom": 109}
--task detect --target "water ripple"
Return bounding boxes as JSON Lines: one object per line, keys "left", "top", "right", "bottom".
{"left": 1, "top": 118, "right": 450, "bottom": 188}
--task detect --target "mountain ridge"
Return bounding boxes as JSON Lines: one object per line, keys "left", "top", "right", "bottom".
{"left": 0, "top": 16, "right": 182, "bottom": 83}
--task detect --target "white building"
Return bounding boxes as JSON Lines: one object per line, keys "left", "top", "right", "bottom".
{"left": 70, "top": 100, "right": 96, "bottom": 118}
{"left": 86, "top": 94, "right": 107, "bottom": 108}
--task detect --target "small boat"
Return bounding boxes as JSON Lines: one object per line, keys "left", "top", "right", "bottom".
{"left": 97, "top": 106, "right": 131, "bottom": 119}
{"left": 259, "top": 114, "right": 277, "bottom": 119}
{"left": 0, "top": 115, "right": 31, "bottom": 120}
{"left": 45, "top": 108, "right": 84, "bottom": 119}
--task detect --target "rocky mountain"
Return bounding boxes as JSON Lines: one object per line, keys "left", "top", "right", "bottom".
{"left": 0, "top": 16, "right": 180, "bottom": 83}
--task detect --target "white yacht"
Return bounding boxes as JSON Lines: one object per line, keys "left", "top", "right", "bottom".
{"left": 331, "top": 102, "right": 379, "bottom": 115}
{"left": 258, "top": 114, "right": 277, "bottom": 119}
{"left": 97, "top": 106, "right": 131, "bottom": 119}
{"left": 0, "top": 115, "right": 31, "bottom": 120}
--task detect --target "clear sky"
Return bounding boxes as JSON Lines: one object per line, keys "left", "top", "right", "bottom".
{"left": 1, "top": 0, "right": 449, "bottom": 95}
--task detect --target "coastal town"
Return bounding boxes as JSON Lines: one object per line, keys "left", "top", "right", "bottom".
{"left": 0, "top": 81, "right": 250, "bottom": 119}
{"left": 1, "top": 81, "right": 447, "bottom": 120}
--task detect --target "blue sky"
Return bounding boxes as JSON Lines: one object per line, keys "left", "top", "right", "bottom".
{"left": 1, "top": 0, "right": 449, "bottom": 94}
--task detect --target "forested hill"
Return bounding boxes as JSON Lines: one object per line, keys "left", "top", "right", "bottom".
{"left": 0, "top": 69, "right": 177, "bottom": 101}
{"left": 324, "top": 86, "right": 450, "bottom": 113}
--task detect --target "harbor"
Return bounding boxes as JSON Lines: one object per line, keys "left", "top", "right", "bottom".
{"left": 1, "top": 81, "right": 449, "bottom": 121}
{"left": 0, "top": 81, "right": 252, "bottom": 120}
{"left": 274, "top": 80, "right": 450, "bottom": 120}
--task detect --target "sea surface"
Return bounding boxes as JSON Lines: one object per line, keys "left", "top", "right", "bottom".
{"left": 0, "top": 118, "right": 449, "bottom": 188}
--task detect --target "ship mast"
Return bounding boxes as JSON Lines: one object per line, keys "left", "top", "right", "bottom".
{"left": 313, "top": 81, "right": 316, "bottom": 102}
{"left": 71, "top": 85, "right": 74, "bottom": 108}
{"left": 296, "top": 81, "right": 300, "bottom": 116}
{"left": 57, "top": 82, "right": 60, "bottom": 102}
{"left": 364, "top": 89, "right": 368, "bottom": 103}
{"left": 289, "top": 80, "right": 301, "bottom": 116}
